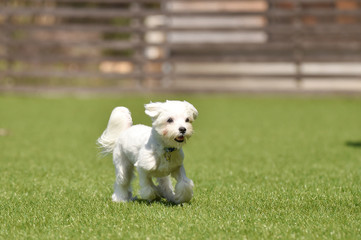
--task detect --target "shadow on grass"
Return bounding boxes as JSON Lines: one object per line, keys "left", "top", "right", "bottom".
{"left": 345, "top": 141, "right": 361, "bottom": 148}
{"left": 132, "top": 198, "right": 185, "bottom": 207}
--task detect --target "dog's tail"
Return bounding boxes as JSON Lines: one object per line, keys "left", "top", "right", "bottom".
{"left": 97, "top": 107, "right": 132, "bottom": 154}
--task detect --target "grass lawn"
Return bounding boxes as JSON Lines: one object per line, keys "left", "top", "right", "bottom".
{"left": 1, "top": 94, "right": 361, "bottom": 239}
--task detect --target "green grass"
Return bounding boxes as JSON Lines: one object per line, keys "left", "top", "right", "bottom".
{"left": 1, "top": 95, "right": 361, "bottom": 239}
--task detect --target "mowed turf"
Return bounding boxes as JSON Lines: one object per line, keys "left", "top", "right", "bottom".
{"left": 0, "top": 95, "right": 361, "bottom": 239}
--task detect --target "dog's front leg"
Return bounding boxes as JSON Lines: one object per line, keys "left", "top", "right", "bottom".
{"left": 172, "top": 165, "right": 194, "bottom": 204}
{"left": 138, "top": 168, "right": 158, "bottom": 201}
{"left": 156, "top": 176, "right": 175, "bottom": 202}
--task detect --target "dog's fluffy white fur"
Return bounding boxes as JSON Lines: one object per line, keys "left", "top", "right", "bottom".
{"left": 97, "top": 100, "right": 198, "bottom": 204}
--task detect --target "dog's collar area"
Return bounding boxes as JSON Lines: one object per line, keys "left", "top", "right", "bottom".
{"left": 164, "top": 147, "right": 177, "bottom": 153}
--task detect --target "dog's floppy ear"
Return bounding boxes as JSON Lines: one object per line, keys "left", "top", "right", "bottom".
{"left": 145, "top": 102, "right": 163, "bottom": 119}
{"left": 184, "top": 101, "right": 198, "bottom": 120}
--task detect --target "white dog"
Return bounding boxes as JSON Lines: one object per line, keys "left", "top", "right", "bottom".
{"left": 97, "top": 100, "right": 198, "bottom": 204}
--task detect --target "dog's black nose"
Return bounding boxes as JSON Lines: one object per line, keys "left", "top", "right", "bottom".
{"left": 179, "top": 127, "right": 186, "bottom": 134}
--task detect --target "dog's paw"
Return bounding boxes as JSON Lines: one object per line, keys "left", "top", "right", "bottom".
{"left": 174, "top": 179, "right": 194, "bottom": 204}
{"left": 140, "top": 187, "right": 159, "bottom": 201}
{"left": 112, "top": 194, "right": 126, "bottom": 203}
{"left": 155, "top": 184, "right": 175, "bottom": 202}
{"left": 112, "top": 192, "right": 131, "bottom": 203}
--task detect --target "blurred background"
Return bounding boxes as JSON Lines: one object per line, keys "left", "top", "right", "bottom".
{"left": 0, "top": 0, "right": 361, "bottom": 94}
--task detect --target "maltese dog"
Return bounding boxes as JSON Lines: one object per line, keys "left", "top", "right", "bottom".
{"left": 97, "top": 100, "right": 198, "bottom": 204}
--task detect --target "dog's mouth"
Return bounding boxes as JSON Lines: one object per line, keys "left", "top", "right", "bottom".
{"left": 174, "top": 136, "right": 185, "bottom": 143}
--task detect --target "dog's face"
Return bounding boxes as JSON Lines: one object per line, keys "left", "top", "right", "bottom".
{"left": 145, "top": 100, "right": 198, "bottom": 148}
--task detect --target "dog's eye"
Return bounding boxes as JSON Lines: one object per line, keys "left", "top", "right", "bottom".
{"left": 167, "top": 118, "right": 173, "bottom": 123}
{"left": 185, "top": 118, "right": 190, "bottom": 123}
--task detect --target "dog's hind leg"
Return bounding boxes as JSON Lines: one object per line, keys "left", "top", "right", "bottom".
{"left": 112, "top": 147, "right": 134, "bottom": 202}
